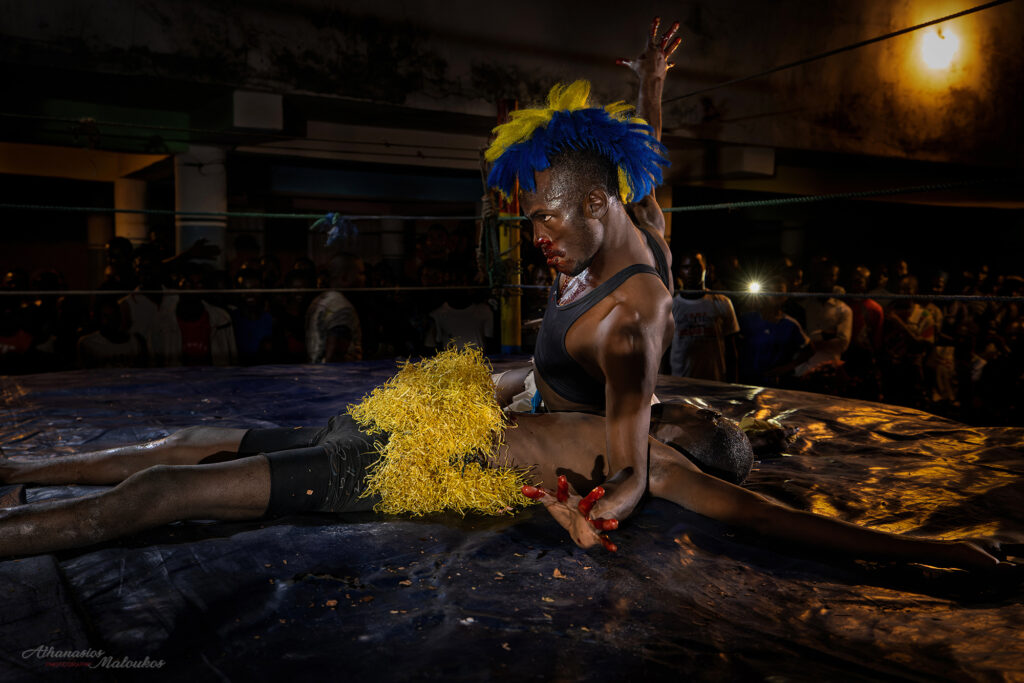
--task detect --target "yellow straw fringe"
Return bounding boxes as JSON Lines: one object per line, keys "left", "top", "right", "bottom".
{"left": 347, "top": 347, "right": 529, "bottom": 516}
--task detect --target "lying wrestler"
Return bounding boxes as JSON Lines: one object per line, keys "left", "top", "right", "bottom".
{"left": 0, "top": 357, "right": 1010, "bottom": 572}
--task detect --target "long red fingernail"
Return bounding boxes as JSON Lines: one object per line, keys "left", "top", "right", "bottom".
{"left": 666, "top": 36, "right": 682, "bottom": 57}
{"left": 591, "top": 517, "right": 619, "bottom": 531}
{"left": 556, "top": 475, "right": 569, "bottom": 503}
{"left": 650, "top": 16, "right": 661, "bottom": 40}
{"left": 600, "top": 535, "right": 618, "bottom": 552}
{"left": 578, "top": 486, "right": 604, "bottom": 516}
{"left": 522, "top": 485, "right": 544, "bottom": 500}
{"left": 660, "top": 22, "right": 680, "bottom": 48}
{"left": 615, "top": 58, "right": 630, "bottom": 66}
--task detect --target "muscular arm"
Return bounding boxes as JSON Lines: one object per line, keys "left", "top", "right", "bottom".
{"left": 587, "top": 299, "right": 665, "bottom": 522}
{"left": 649, "top": 440, "right": 1006, "bottom": 571}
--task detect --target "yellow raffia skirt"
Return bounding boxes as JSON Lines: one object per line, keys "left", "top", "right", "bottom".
{"left": 347, "top": 346, "right": 529, "bottom": 516}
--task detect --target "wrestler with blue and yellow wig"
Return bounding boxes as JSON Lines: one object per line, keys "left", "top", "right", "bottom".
{"left": 485, "top": 20, "right": 681, "bottom": 534}
{"left": 485, "top": 80, "right": 668, "bottom": 205}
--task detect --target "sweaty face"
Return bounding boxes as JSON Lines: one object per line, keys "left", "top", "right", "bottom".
{"left": 520, "top": 169, "right": 602, "bottom": 277}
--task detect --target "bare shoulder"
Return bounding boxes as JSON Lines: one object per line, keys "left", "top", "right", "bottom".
{"left": 597, "top": 278, "right": 672, "bottom": 357}
{"left": 608, "top": 272, "right": 673, "bottom": 321}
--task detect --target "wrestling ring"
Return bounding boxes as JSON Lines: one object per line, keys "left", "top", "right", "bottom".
{"left": 2, "top": 6, "right": 1023, "bottom": 675}
{"left": 2, "top": 360, "right": 1022, "bottom": 681}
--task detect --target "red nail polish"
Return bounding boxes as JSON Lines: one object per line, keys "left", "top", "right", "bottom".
{"left": 578, "top": 486, "right": 604, "bottom": 516}
{"left": 522, "top": 485, "right": 544, "bottom": 500}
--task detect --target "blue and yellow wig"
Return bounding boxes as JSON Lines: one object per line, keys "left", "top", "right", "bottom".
{"left": 485, "top": 80, "right": 668, "bottom": 204}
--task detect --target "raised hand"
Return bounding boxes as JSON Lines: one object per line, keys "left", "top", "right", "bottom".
{"left": 616, "top": 16, "right": 682, "bottom": 79}
{"left": 523, "top": 475, "right": 619, "bottom": 551}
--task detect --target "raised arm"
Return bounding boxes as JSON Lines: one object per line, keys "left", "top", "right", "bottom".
{"left": 617, "top": 16, "right": 679, "bottom": 141}
{"left": 618, "top": 17, "right": 680, "bottom": 237}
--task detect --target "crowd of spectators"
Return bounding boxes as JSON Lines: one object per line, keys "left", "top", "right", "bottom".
{"left": 2, "top": 230, "right": 1022, "bottom": 426}
{"left": 0, "top": 225, "right": 496, "bottom": 376}
{"left": 668, "top": 252, "right": 1024, "bottom": 426}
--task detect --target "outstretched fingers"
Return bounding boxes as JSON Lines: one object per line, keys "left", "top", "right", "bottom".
{"left": 520, "top": 482, "right": 619, "bottom": 552}
{"left": 619, "top": 16, "right": 683, "bottom": 74}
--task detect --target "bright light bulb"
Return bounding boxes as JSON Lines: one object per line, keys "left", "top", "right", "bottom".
{"left": 922, "top": 29, "right": 959, "bottom": 69}
{"left": 747, "top": 281, "right": 762, "bottom": 294}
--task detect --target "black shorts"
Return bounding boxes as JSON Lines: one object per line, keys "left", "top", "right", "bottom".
{"left": 237, "top": 414, "right": 384, "bottom": 517}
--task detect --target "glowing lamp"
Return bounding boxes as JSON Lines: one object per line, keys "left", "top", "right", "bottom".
{"left": 922, "top": 29, "right": 959, "bottom": 69}
{"left": 747, "top": 281, "right": 762, "bottom": 294}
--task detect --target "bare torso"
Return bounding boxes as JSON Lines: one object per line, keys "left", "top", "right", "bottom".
{"left": 499, "top": 412, "right": 612, "bottom": 490}
{"left": 497, "top": 403, "right": 726, "bottom": 491}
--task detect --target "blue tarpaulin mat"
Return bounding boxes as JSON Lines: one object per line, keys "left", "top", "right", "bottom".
{"left": 1, "top": 360, "right": 1023, "bottom": 681}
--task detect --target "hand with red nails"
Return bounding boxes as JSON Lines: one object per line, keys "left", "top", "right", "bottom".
{"left": 522, "top": 475, "right": 619, "bottom": 552}
{"left": 613, "top": 16, "right": 680, "bottom": 171}
{"left": 616, "top": 16, "right": 682, "bottom": 81}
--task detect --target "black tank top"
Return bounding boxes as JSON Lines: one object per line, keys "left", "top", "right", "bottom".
{"left": 534, "top": 229, "right": 670, "bottom": 407}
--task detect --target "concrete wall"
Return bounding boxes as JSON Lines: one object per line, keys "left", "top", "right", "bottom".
{"left": 3, "top": 0, "right": 1021, "bottom": 167}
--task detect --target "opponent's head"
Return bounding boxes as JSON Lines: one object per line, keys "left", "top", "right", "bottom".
{"left": 485, "top": 81, "right": 668, "bottom": 276}
{"left": 651, "top": 403, "right": 754, "bottom": 484}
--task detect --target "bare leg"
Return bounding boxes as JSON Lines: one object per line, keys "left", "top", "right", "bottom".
{"left": 0, "top": 426, "right": 248, "bottom": 485}
{"left": 0, "top": 456, "right": 270, "bottom": 557}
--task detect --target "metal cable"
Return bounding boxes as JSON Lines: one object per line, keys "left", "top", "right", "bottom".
{"left": 664, "top": 0, "right": 1017, "bottom": 103}
{"left": 664, "top": 176, "right": 1023, "bottom": 212}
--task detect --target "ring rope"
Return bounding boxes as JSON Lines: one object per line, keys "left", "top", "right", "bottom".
{"left": 5, "top": 286, "right": 1024, "bottom": 305}
{"left": 681, "top": 289, "right": 1024, "bottom": 304}
{"left": 2, "top": 174, "right": 1018, "bottom": 224}
{"left": 0, "top": 203, "right": 488, "bottom": 222}
{"left": 0, "top": 112, "right": 481, "bottom": 152}
{"left": 0, "top": 285, "right": 493, "bottom": 297}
